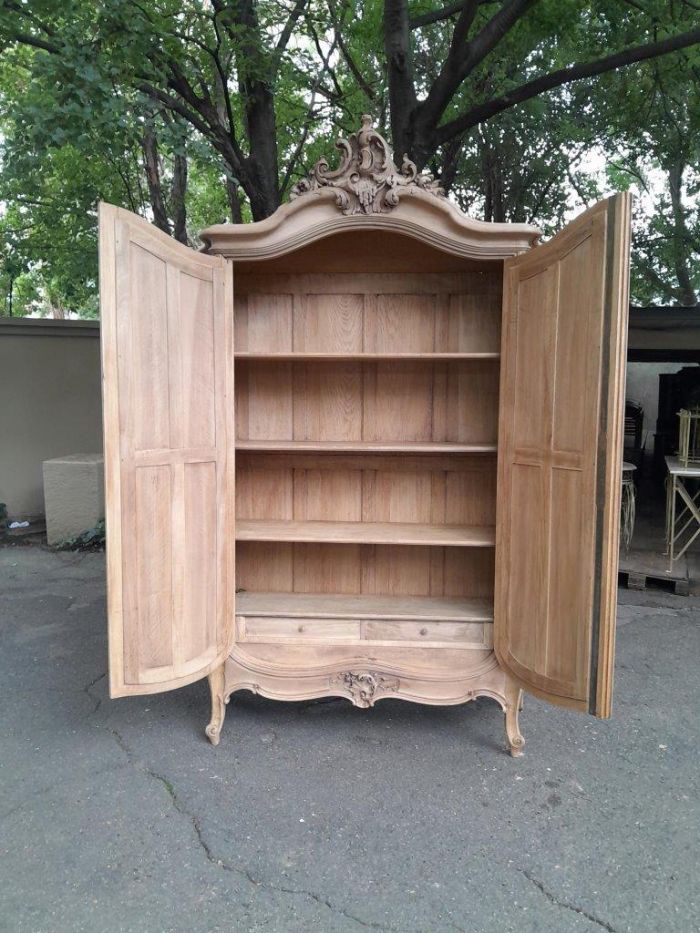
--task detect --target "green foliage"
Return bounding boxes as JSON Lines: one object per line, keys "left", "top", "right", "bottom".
{"left": 596, "top": 42, "right": 700, "bottom": 305}
{"left": 0, "top": 33, "right": 140, "bottom": 317}
{"left": 54, "top": 518, "right": 106, "bottom": 551}
{"left": 0, "top": 0, "right": 698, "bottom": 313}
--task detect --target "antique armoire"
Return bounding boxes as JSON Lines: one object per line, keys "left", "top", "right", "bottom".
{"left": 99, "top": 116, "right": 630, "bottom": 756}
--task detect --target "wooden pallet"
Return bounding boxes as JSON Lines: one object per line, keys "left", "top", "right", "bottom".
{"left": 618, "top": 549, "right": 689, "bottom": 596}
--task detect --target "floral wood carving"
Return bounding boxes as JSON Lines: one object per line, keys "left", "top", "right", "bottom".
{"left": 290, "top": 114, "right": 444, "bottom": 215}
{"left": 329, "top": 670, "right": 400, "bottom": 708}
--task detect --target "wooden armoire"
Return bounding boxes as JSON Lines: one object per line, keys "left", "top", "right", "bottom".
{"left": 99, "top": 116, "right": 630, "bottom": 756}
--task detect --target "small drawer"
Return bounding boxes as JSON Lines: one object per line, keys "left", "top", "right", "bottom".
{"left": 238, "top": 615, "right": 362, "bottom": 644}
{"left": 362, "top": 620, "right": 492, "bottom": 647}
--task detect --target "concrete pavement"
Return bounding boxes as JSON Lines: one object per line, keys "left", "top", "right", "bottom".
{"left": 1, "top": 547, "right": 698, "bottom": 933}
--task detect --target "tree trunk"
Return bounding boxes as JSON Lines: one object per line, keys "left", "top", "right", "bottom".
{"left": 439, "top": 137, "right": 463, "bottom": 195}
{"left": 141, "top": 123, "right": 171, "bottom": 235}
{"left": 235, "top": 0, "right": 281, "bottom": 220}
{"left": 479, "top": 133, "right": 506, "bottom": 223}
{"left": 226, "top": 178, "right": 244, "bottom": 223}
{"left": 241, "top": 143, "right": 279, "bottom": 221}
{"left": 668, "top": 160, "right": 697, "bottom": 306}
{"left": 384, "top": 0, "right": 418, "bottom": 160}
{"left": 171, "top": 152, "right": 188, "bottom": 244}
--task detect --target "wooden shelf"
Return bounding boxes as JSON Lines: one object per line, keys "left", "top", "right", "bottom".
{"left": 236, "top": 591, "right": 493, "bottom": 623}
{"left": 235, "top": 352, "right": 499, "bottom": 361}
{"left": 236, "top": 440, "right": 497, "bottom": 454}
{"left": 236, "top": 519, "right": 495, "bottom": 547}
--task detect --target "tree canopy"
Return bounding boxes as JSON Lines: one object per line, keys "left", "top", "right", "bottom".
{"left": 0, "top": 0, "right": 698, "bottom": 316}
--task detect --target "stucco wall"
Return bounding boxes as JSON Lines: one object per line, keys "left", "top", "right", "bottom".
{"left": 0, "top": 319, "right": 102, "bottom": 519}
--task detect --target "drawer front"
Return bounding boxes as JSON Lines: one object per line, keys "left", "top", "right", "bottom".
{"left": 238, "top": 616, "right": 361, "bottom": 644}
{"left": 237, "top": 615, "right": 492, "bottom": 648}
{"left": 363, "top": 620, "right": 492, "bottom": 647}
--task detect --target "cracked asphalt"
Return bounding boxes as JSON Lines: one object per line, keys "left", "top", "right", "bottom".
{"left": 1, "top": 547, "right": 698, "bottom": 933}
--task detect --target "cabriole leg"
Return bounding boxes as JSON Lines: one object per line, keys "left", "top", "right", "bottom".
{"left": 205, "top": 663, "right": 226, "bottom": 746}
{"left": 504, "top": 680, "right": 525, "bottom": 757}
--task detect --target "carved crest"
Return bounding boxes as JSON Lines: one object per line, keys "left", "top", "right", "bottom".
{"left": 329, "top": 670, "right": 400, "bottom": 708}
{"left": 290, "top": 114, "right": 444, "bottom": 215}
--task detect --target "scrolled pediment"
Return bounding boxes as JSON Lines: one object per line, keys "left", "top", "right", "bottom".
{"left": 201, "top": 115, "right": 541, "bottom": 261}
{"left": 290, "top": 114, "right": 444, "bottom": 215}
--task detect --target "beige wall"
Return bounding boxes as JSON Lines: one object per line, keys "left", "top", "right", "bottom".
{"left": 0, "top": 319, "right": 102, "bottom": 519}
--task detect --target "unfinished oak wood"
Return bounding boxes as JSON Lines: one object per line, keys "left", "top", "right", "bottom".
{"left": 235, "top": 454, "right": 497, "bottom": 531}
{"left": 234, "top": 272, "right": 503, "bottom": 356}
{"left": 201, "top": 186, "right": 541, "bottom": 261}
{"left": 235, "top": 440, "right": 498, "bottom": 453}
{"left": 236, "top": 450, "right": 497, "bottom": 472}
{"left": 237, "top": 615, "right": 493, "bottom": 650}
{"left": 236, "top": 592, "right": 493, "bottom": 621}
{"left": 235, "top": 359, "right": 499, "bottom": 445}
{"left": 494, "top": 194, "right": 631, "bottom": 716}
{"left": 236, "top": 519, "right": 495, "bottom": 547}
{"left": 235, "top": 594, "right": 494, "bottom": 649}
{"left": 99, "top": 203, "right": 235, "bottom": 698}
{"left": 234, "top": 352, "right": 500, "bottom": 360}
{"left": 101, "top": 118, "right": 628, "bottom": 757}
{"left": 236, "top": 543, "right": 495, "bottom": 599}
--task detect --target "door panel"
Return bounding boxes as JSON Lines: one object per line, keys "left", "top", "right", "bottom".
{"left": 99, "top": 203, "right": 235, "bottom": 697}
{"left": 494, "top": 194, "right": 631, "bottom": 717}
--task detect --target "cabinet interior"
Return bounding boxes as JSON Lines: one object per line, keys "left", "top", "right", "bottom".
{"left": 234, "top": 231, "right": 504, "bottom": 643}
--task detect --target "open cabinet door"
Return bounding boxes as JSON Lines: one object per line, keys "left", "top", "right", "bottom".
{"left": 99, "top": 204, "right": 235, "bottom": 698}
{"left": 494, "top": 194, "right": 631, "bottom": 717}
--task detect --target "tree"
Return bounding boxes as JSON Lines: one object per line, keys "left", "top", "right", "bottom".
{"left": 0, "top": 38, "right": 232, "bottom": 315}
{"left": 0, "top": 0, "right": 321, "bottom": 221}
{"left": 1, "top": 1, "right": 699, "bottom": 317}
{"left": 2, "top": 0, "right": 699, "bottom": 221}
{"left": 438, "top": 92, "right": 602, "bottom": 229}
{"left": 600, "top": 49, "right": 700, "bottom": 305}
{"left": 383, "top": 0, "right": 700, "bottom": 173}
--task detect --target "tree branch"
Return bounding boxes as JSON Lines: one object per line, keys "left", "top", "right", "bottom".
{"left": 274, "top": 0, "right": 309, "bottom": 58}
{"left": 455, "top": 0, "right": 538, "bottom": 81}
{"left": 411, "top": 1, "right": 469, "bottom": 28}
{"left": 436, "top": 25, "right": 700, "bottom": 143}
{"left": 137, "top": 80, "right": 240, "bottom": 169}
{"left": 308, "top": 20, "right": 344, "bottom": 100}
{"left": 1, "top": 0, "right": 57, "bottom": 38}
{"left": 667, "top": 158, "right": 697, "bottom": 305}
{"left": 384, "top": 0, "right": 418, "bottom": 153}
{"left": 328, "top": 0, "right": 376, "bottom": 101}
{"left": 208, "top": 8, "right": 240, "bottom": 145}
{"left": 1, "top": 28, "right": 60, "bottom": 54}
{"left": 141, "top": 120, "right": 171, "bottom": 235}
{"left": 410, "top": 0, "right": 500, "bottom": 29}
{"left": 338, "top": 30, "right": 376, "bottom": 100}
{"left": 415, "top": 0, "right": 537, "bottom": 151}
{"left": 279, "top": 91, "right": 318, "bottom": 196}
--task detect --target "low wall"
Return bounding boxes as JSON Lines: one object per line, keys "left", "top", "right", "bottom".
{"left": 0, "top": 312, "right": 681, "bottom": 520}
{"left": 0, "top": 318, "right": 103, "bottom": 520}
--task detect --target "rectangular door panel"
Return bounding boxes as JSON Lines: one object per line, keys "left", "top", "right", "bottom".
{"left": 100, "top": 203, "right": 235, "bottom": 697}
{"left": 495, "top": 195, "right": 631, "bottom": 716}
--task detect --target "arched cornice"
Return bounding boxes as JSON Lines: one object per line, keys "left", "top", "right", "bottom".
{"left": 200, "top": 116, "right": 541, "bottom": 262}
{"left": 201, "top": 187, "right": 541, "bottom": 261}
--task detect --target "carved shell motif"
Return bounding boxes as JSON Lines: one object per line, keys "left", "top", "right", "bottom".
{"left": 329, "top": 670, "right": 400, "bottom": 708}
{"left": 290, "top": 114, "right": 445, "bottom": 215}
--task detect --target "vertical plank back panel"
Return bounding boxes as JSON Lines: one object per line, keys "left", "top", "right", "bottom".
{"left": 100, "top": 204, "right": 235, "bottom": 697}
{"left": 495, "top": 195, "right": 631, "bottom": 715}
